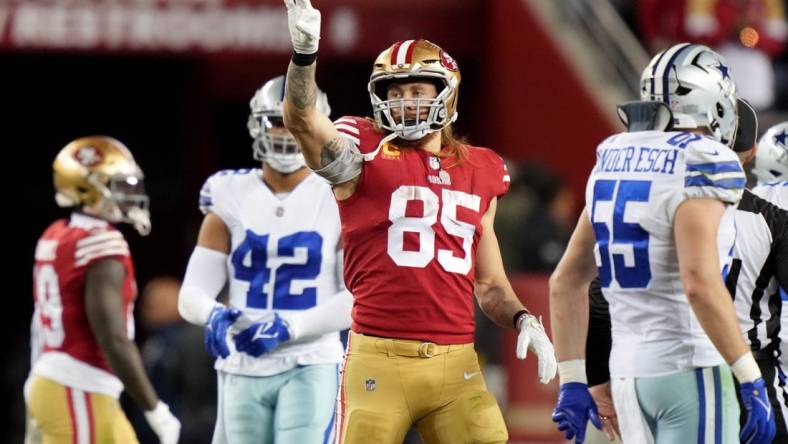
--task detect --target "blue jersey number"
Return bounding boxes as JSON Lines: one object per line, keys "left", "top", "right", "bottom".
{"left": 591, "top": 180, "right": 652, "bottom": 289}
{"left": 666, "top": 132, "right": 702, "bottom": 149}
{"left": 231, "top": 230, "right": 323, "bottom": 309}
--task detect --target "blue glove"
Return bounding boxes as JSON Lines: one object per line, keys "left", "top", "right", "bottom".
{"left": 204, "top": 305, "right": 241, "bottom": 359}
{"left": 233, "top": 313, "right": 291, "bottom": 357}
{"left": 552, "top": 382, "right": 602, "bottom": 444}
{"left": 740, "top": 378, "right": 776, "bottom": 444}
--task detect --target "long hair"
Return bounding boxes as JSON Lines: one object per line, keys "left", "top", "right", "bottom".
{"left": 438, "top": 125, "right": 469, "bottom": 167}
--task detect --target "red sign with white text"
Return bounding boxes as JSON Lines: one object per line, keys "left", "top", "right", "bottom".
{"left": 0, "top": 0, "right": 483, "bottom": 57}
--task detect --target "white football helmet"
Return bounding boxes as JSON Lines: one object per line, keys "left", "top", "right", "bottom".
{"left": 247, "top": 75, "right": 331, "bottom": 173}
{"left": 752, "top": 122, "right": 788, "bottom": 182}
{"left": 640, "top": 43, "right": 738, "bottom": 146}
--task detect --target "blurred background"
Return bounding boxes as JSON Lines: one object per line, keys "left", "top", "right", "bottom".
{"left": 5, "top": 0, "right": 786, "bottom": 442}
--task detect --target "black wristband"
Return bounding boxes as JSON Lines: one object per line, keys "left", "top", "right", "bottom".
{"left": 513, "top": 309, "right": 529, "bottom": 329}
{"left": 292, "top": 51, "right": 317, "bottom": 66}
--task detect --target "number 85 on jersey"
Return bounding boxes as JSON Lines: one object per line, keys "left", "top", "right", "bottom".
{"left": 388, "top": 185, "right": 481, "bottom": 275}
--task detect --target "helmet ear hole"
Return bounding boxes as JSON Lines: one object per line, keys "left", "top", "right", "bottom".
{"left": 716, "top": 102, "right": 724, "bottom": 117}
{"left": 676, "top": 85, "right": 692, "bottom": 96}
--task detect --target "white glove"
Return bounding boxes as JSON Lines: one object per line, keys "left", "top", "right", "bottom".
{"left": 284, "top": 0, "right": 321, "bottom": 54}
{"left": 144, "top": 401, "right": 181, "bottom": 444}
{"left": 516, "top": 313, "right": 558, "bottom": 384}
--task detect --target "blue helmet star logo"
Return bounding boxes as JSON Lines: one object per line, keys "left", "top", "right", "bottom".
{"left": 715, "top": 63, "right": 730, "bottom": 80}
{"left": 774, "top": 130, "right": 788, "bottom": 148}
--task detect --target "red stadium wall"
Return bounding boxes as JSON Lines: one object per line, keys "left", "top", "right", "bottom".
{"left": 480, "top": 0, "right": 616, "bottom": 202}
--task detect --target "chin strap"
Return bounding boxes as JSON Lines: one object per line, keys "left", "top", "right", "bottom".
{"left": 361, "top": 131, "right": 399, "bottom": 162}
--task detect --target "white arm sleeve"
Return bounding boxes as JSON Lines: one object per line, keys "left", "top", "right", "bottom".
{"left": 177, "top": 246, "right": 228, "bottom": 326}
{"left": 280, "top": 248, "right": 353, "bottom": 340}
{"left": 281, "top": 289, "right": 353, "bottom": 340}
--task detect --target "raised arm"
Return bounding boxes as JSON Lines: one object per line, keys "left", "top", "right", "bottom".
{"left": 283, "top": 60, "right": 341, "bottom": 169}
{"left": 282, "top": 1, "right": 361, "bottom": 197}
{"left": 281, "top": 1, "right": 346, "bottom": 168}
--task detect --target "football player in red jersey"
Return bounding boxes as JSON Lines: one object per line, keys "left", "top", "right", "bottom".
{"left": 25, "top": 136, "right": 180, "bottom": 444}
{"left": 281, "top": 1, "right": 557, "bottom": 442}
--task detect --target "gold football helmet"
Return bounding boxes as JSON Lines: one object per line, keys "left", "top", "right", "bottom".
{"left": 368, "top": 39, "right": 461, "bottom": 141}
{"left": 53, "top": 136, "right": 151, "bottom": 235}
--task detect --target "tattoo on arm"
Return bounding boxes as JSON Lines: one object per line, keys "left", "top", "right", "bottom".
{"left": 286, "top": 62, "right": 317, "bottom": 110}
{"left": 320, "top": 137, "right": 344, "bottom": 168}
{"left": 478, "top": 286, "right": 524, "bottom": 330}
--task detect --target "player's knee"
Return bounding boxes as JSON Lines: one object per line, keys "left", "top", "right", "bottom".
{"left": 342, "top": 410, "right": 405, "bottom": 444}
{"left": 457, "top": 392, "right": 508, "bottom": 443}
{"left": 277, "top": 407, "right": 326, "bottom": 432}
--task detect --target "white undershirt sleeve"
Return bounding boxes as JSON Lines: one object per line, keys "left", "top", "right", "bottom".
{"left": 177, "top": 246, "right": 228, "bottom": 326}
{"left": 282, "top": 289, "right": 353, "bottom": 341}
{"left": 280, "top": 248, "right": 353, "bottom": 340}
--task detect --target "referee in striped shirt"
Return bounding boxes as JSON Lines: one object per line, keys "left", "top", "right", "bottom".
{"left": 727, "top": 113, "right": 788, "bottom": 441}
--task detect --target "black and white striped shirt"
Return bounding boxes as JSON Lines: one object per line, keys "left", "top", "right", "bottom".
{"left": 727, "top": 189, "right": 788, "bottom": 356}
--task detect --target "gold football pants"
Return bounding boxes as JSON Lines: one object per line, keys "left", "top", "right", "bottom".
{"left": 26, "top": 375, "right": 139, "bottom": 444}
{"left": 335, "top": 332, "right": 508, "bottom": 444}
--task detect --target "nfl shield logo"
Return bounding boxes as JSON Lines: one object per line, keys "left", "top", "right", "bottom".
{"left": 365, "top": 378, "right": 376, "bottom": 391}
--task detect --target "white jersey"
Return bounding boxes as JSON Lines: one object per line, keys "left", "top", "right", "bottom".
{"left": 728, "top": 190, "right": 788, "bottom": 356}
{"left": 199, "top": 169, "right": 345, "bottom": 376}
{"left": 586, "top": 131, "right": 745, "bottom": 378}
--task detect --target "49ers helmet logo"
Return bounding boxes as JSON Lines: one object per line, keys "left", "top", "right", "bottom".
{"left": 73, "top": 146, "right": 103, "bottom": 167}
{"left": 439, "top": 50, "right": 458, "bottom": 72}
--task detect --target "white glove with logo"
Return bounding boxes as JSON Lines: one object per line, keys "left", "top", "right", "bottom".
{"left": 284, "top": 0, "right": 321, "bottom": 54}
{"left": 516, "top": 313, "right": 558, "bottom": 384}
{"left": 144, "top": 401, "right": 181, "bottom": 444}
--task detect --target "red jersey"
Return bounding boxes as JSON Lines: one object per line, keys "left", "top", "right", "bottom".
{"left": 31, "top": 213, "right": 136, "bottom": 396}
{"left": 334, "top": 117, "right": 509, "bottom": 344}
